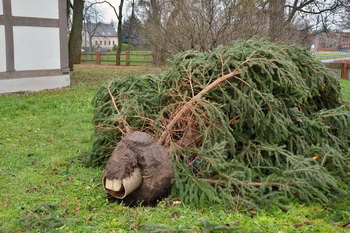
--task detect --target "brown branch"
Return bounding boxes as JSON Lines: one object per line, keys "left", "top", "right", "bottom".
{"left": 86, "top": 0, "right": 119, "bottom": 18}
{"left": 68, "top": 0, "right": 73, "bottom": 10}
{"left": 158, "top": 69, "right": 242, "bottom": 145}
{"left": 286, "top": 0, "right": 341, "bottom": 18}
{"left": 158, "top": 52, "right": 260, "bottom": 146}
{"left": 202, "top": 178, "right": 224, "bottom": 185}
{"left": 201, "top": 178, "right": 293, "bottom": 187}
{"left": 107, "top": 86, "right": 132, "bottom": 134}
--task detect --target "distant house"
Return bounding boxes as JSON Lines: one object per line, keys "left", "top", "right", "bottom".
{"left": 82, "top": 22, "right": 118, "bottom": 51}
{"left": 0, "top": 0, "right": 69, "bottom": 94}
{"left": 312, "top": 31, "right": 350, "bottom": 52}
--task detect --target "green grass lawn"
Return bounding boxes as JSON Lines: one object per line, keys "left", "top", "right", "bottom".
{"left": 315, "top": 52, "right": 350, "bottom": 56}
{"left": 314, "top": 51, "right": 350, "bottom": 59}
{"left": 0, "top": 65, "right": 349, "bottom": 232}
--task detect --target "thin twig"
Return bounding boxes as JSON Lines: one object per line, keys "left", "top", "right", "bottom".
{"left": 86, "top": 1, "right": 119, "bottom": 17}
{"left": 107, "top": 86, "right": 132, "bottom": 133}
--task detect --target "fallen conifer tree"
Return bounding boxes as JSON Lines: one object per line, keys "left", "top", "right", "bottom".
{"left": 87, "top": 37, "right": 350, "bottom": 210}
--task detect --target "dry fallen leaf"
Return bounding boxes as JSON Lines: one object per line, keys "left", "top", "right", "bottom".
{"left": 332, "top": 222, "right": 340, "bottom": 227}
{"left": 305, "top": 220, "right": 313, "bottom": 225}
{"left": 171, "top": 212, "right": 179, "bottom": 218}
{"left": 294, "top": 222, "right": 303, "bottom": 228}
{"left": 88, "top": 205, "right": 94, "bottom": 212}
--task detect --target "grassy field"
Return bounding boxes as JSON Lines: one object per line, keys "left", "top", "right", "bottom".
{"left": 316, "top": 52, "right": 350, "bottom": 56}
{"left": 314, "top": 52, "right": 350, "bottom": 62}
{"left": 0, "top": 65, "right": 349, "bottom": 232}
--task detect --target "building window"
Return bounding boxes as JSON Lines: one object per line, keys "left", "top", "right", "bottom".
{"left": 113, "top": 41, "right": 115, "bottom": 45}
{"left": 100, "top": 41, "right": 102, "bottom": 45}
{"left": 109, "top": 41, "right": 111, "bottom": 45}
{"left": 104, "top": 41, "right": 106, "bottom": 45}
{"left": 95, "top": 41, "right": 98, "bottom": 45}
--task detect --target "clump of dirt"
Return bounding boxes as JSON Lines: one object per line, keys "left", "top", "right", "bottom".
{"left": 104, "top": 131, "right": 174, "bottom": 205}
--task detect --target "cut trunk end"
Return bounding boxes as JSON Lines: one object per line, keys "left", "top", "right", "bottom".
{"left": 103, "top": 131, "right": 174, "bottom": 205}
{"left": 103, "top": 168, "right": 142, "bottom": 199}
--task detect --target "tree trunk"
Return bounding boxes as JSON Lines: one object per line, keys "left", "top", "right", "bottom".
{"left": 141, "top": 0, "right": 165, "bottom": 65}
{"left": 268, "top": 0, "right": 286, "bottom": 41}
{"left": 68, "top": 0, "right": 85, "bottom": 71}
{"left": 127, "top": 0, "right": 135, "bottom": 66}
{"left": 116, "top": 0, "right": 124, "bottom": 66}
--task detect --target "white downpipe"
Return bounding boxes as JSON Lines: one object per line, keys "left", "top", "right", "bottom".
{"left": 103, "top": 168, "right": 143, "bottom": 199}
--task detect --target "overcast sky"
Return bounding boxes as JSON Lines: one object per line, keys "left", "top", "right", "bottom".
{"left": 89, "top": 0, "right": 122, "bottom": 24}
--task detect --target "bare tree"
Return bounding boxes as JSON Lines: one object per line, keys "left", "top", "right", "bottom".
{"left": 336, "top": 1, "right": 350, "bottom": 31}
{"left": 83, "top": 3, "right": 104, "bottom": 51}
{"left": 269, "top": 0, "right": 286, "bottom": 41}
{"left": 86, "top": 0, "right": 125, "bottom": 65}
{"left": 138, "top": 0, "right": 268, "bottom": 63}
{"left": 121, "top": 0, "right": 136, "bottom": 65}
{"left": 138, "top": 0, "right": 165, "bottom": 63}
{"left": 137, "top": 0, "right": 344, "bottom": 63}
{"left": 68, "top": 0, "right": 85, "bottom": 70}
{"left": 116, "top": 0, "right": 125, "bottom": 65}
{"left": 268, "top": 0, "right": 343, "bottom": 41}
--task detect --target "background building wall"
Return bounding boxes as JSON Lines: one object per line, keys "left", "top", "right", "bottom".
{"left": 0, "top": 26, "right": 5, "bottom": 72}
{"left": 0, "top": 0, "right": 70, "bottom": 94}
{"left": 13, "top": 27, "right": 61, "bottom": 70}
{"left": 11, "top": 0, "right": 58, "bottom": 18}
{"left": 92, "top": 36, "right": 117, "bottom": 51}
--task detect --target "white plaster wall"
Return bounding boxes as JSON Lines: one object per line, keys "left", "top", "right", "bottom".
{"left": 11, "top": 0, "right": 58, "bottom": 19}
{"left": 13, "top": 26, "right": 60, "bottom": 71}
{"left": 0, "top": 0, "right": 3, "bottom": 15}
{"left": 0, "top": 26, "right": 6, "bottom": 72}
{"left": 0, "top": 75, "right": 70, "bottom": 94}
